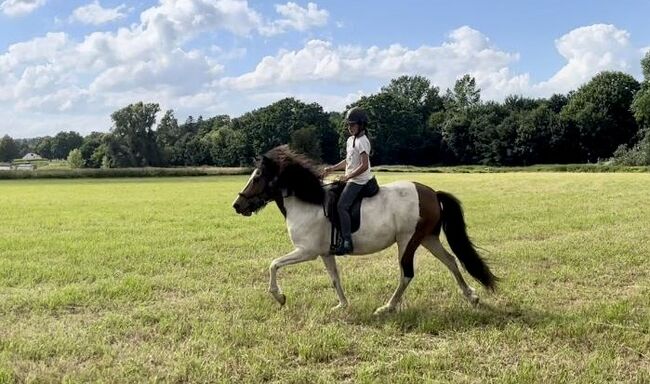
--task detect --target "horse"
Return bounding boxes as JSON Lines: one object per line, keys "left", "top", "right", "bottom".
{"left": 232, "top": 145, "right": 497, "bottom": 314}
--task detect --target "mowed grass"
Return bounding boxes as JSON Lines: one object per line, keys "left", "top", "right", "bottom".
{"left": 0, "top": 173, "right": 648, "bottom": 383}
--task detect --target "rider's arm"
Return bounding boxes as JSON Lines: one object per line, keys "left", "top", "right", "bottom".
{"left": 325, "top": 159, "right": 346, "bottom": 173}
{"left": 342, "top": 153, "right": 369, "bottom": 180}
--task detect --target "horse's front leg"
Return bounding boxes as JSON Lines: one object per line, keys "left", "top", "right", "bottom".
{"left": 321, "top": 255, "right": 348, "bottom": 310}
{"left": 269, "top": 248, "right": 319, "bottom": 306}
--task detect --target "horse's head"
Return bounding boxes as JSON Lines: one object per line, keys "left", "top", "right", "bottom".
{"left": 233, "top": 155, "right": 280, "bottom": 216}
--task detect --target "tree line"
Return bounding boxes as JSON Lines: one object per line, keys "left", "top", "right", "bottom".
{"left": 2, "top": 52, "right": 650, "bottom": 167}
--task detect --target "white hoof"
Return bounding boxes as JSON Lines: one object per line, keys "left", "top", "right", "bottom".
{"left": 465, "top": 288, "right": 479, "bottom": 306}
{"left": 331, "top": 303, "right": 348, "bottom": 311}
{"left": 270, "top": 291, "right": 286, "bottom": 306}
{"left": 373, "top": 304, "right": 395, "bottom": 315}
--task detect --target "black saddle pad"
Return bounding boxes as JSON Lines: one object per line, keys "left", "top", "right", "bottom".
{"left": 324, "top": 177, "right": 379, "bottom": 234}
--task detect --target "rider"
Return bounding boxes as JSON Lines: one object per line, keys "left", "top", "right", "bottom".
{"left": 323, "top": 107, "right": 375, "bottom": 255}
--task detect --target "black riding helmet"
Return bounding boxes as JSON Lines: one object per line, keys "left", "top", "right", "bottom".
{"left": 345, "top": 107, "right": 369, "bottom": 147}
{"left": 345, "top": 106, "right": 368, "bottom": 127}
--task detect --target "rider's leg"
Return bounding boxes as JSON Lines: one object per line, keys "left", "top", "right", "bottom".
{"left": 336, "top": 181, "right": 364, "bottom": 255}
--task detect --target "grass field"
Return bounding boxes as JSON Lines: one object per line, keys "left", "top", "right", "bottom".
{"left": 0, "top": 173, "right": 648, "bottom": 383}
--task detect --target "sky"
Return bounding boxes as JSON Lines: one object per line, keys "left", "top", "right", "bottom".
{"left": 1, "top": 0, "right": 649, "bottom": 138}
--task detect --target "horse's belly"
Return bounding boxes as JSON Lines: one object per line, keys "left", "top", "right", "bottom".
{"left": 350, "top": 181, "right": 420, "bottom": 255}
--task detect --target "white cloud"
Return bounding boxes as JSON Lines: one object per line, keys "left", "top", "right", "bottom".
{"left": 222, "top": 24, "right": 646, "bottom": 101}
{"left": 69, "top": 1, "right": 128, "bottom": 25}
{"left": 535, "top": 24, "right": 637, "bottom": 94}
{"left": 221, "top": 26, "right": 525, "bottom": 97}
{"left": 0, "top": 0, "right": 46, "bottom": 16}
{"left": 1, "top": 16, "right": 648, "bottom": 138}
{"left": 261, "top": 2, "right": 328, "bottom": 35}
{"left": 0, "top": 32, "right": 69, "bottom": 71}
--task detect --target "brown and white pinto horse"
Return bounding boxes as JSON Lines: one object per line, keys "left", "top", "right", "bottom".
{"left": 233, "top": 145, "right": 497, "bottom": 314}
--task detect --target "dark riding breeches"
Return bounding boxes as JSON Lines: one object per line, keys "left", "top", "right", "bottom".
{"left": 337, "top": 181, "right": 365, "bottom": 241}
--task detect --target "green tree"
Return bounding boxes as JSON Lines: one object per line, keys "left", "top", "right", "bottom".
{"left": 234, "top": 98, "right": 335, "bottom": 164}
{"left": 469, "top": 101, "right": 508, "bottom": 165}
{"left": 561, "top": 71, "right": 640, "bottom": 162}
{"left": 101, "top": 134, "right": 132, "bottom": 168}
{"left": 632, "top": 52, "right": 650, "bottom": 131}
{"left": 35, "top": 137, "right": 54, "bottom": 159}
{"left": 156, "top": 110, "right": 181, "bottom": 147}
{"left": 156, "top": 110, "right": 181, "bottom": 165}
{"left": 613, "top": 52, "right": 650, "bottom": 165}
{"left": 205, "top": 126, "right": 248, "bottom": 166}
{"left": 67, "top": 148, "right": 84, "bottom": 168}
{"left": 449, "top": 74, "right": 481, "bottom": 110}
{"left": 641, "top": 50, "right": 650, "bottom": 81}
{"left": 110, "top": 102, "right": 161, "bottom": 166}
{"left": 0, "top": 135, "right": 20, "bottom": 162}
{"left": 632, "top": 84, "right": 650, "bottom": 131}
{"left": 51, "top": 131, "right": 83, "bottom": 159}
{"left": 80, "top": 132, "right": 105, "bottom": 168}
{"left": 436, "top": 75, "right": 486, "bottom": 164}
{"left": 381, "top": 75, "right": 444, "bottom": 117}
{"left": 350, "top": 92, "right": 424, "bottom": 165}
{"left": 290, "top": 126, "right": 322, "bottom": 160}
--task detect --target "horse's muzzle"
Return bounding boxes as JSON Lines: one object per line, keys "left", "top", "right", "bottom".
{"left": 233, "top": 201, "right": 253, "bottom": 216}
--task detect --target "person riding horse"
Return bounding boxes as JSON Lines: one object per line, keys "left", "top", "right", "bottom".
{"left": 233, "top": 144, "right": 497, "bottom": 313}
{"left": 323, "top": 107, "right": 379, "bottom": 255}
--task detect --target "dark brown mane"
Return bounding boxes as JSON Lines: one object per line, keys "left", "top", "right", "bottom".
{"left": 264, "top": 145, "right": 325, "bottom": 205}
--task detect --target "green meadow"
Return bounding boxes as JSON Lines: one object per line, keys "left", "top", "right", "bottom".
{"left": 0, "top": 173, "right": 648, "bottom": 383}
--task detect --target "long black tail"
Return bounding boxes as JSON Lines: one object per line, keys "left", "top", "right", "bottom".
{"left": 437, "top": 191, "right": 498, "bottom": 290}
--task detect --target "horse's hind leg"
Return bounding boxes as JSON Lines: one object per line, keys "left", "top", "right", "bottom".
{"left": 421, "top": 236, "right": 479, "bottom": 305}
{"left": 321, "top": 255, "right": 348, "bottom": 310}
{"left": 374, "top": 236, "right": 416, "bottom": 315}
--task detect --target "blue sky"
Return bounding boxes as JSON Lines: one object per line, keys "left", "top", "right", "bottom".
{"left": 1, "top": 0, "right": 649, "bottom": 138}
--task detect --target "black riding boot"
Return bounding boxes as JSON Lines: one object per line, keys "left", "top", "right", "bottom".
{"left": 334, "top": 236, "right": 353, "bottom": 255}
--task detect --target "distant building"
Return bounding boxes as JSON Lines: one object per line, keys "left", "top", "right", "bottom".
{"left": 22, "top": 153, "right": 42, "bottom": 160}
{"left": 0, "top": 163, "right": 11, "bottom": 171}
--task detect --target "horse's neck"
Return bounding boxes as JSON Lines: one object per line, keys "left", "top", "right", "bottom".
{"left": 280, "top": 195, "right": 326, "bottom": 224}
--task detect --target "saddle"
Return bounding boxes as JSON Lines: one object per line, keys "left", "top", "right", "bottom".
{"left": 323, "top": 177, "right": 380, "bottom": 254}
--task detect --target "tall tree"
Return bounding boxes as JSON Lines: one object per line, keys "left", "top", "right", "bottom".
{"left": 80, "top": 132, "right": 105, "bottom": 168}
{"left": 205, "top": 126, "right": 248, "bottom": 166}
{"left": 51, "top": 131, "right": 83, "bottom": 159}
{"left": 67, "top": 148, "right": 84, "bottom": 168}
{"left": 156, "top": 110, "right": 181, "bottom": 165}
{"left": 234, "top": 98, "right": 336, "bottom": 163}
{"left": 449, "top": 74, "right": 481, "bottom": 110}
{"left": 352, "top": 92, "right": 429, "bottom": 165}
{"left": 35, "top": 137, "right": 54, "bottom": 159}
{"left": 110, "top": 102, "right": 161, "bottom": 166}
{"left": 561, "top": 71, "right": 640, "bottom": 162}
{"left": 632, "top": 52, "right": 650, "bottom": 131}
{"left": 290, "top": 126, "right": 322, "bottom": 160}
{"left": 641, "top": 50, "right": 650, "bottom": 82}
{"left": 0, "top": 135, "right": 20, "bottom": 162}
{"left": 381, "top": 75, "right": 444, "bottom": 117}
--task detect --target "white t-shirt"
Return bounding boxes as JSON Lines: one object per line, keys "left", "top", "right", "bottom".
{"left": 345, "top": 135, "right": 373, "bottom": 184}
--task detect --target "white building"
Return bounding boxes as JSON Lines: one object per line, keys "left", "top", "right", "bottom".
{"left": 22, "top": 153, "right": 42, "bottom": 160}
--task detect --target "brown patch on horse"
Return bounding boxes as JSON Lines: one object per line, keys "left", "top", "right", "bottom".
{"left": 400, "top": 183, "right": 441, "bottom": 278}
